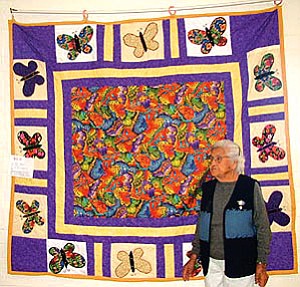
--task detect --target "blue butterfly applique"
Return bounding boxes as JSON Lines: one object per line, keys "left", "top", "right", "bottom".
{"left": 13, "top": 60, "right": 45, "bottom": 97}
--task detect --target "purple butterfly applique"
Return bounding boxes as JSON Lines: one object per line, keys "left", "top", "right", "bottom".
{"left": 265, "top": 190, "right": 290, "bottom": 226}
{"left": 13, "top": 60, "right": 45, "bottom": 97}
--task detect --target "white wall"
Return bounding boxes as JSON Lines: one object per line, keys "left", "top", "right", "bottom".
{"left": 1, "top": 0, "right": 299, "bottom": 286}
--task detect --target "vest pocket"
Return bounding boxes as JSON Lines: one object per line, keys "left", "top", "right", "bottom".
{"left": 199, "top": 211, "right": 211, "bottom": 242}
{"left": 225, "top": 209, "right": 256, "bottom": 238}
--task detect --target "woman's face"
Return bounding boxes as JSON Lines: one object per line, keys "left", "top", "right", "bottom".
{"left": 209, "top": 147, "right": 238, "bottom": 182}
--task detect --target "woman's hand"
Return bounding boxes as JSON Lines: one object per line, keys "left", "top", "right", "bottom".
{"left": 182, "top": 252, "right": 202, "bottom": 281}
{"left": 255, "top": 263, "right": 269, "bottom": 287}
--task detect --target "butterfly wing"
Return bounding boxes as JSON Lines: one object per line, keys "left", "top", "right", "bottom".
{"left": 258, "top": 149, "right": 269, "bottom": 163}
{"left": 263, "top": 124, "right": 276, "bottom": 144}
{"left": 22, "top": 216, "right": 35, "bottom": 234}
{"left": 143, "top": 22, "right": 159, "bottom": 51}
{"left": 210, "top": 17, "right": 227, "bottom": 46}
{"left": 78, "top": 25, "right": 94, "bottom": 54}
{"left": 17, "top": 130, "right": 31, "bottom": 147}
{"left": 115, "top": 251, "right": 131, "bottom": 278}
{"left": 187, "top": 29, "right": 207, "bottom": 45}
{"left": 123, "top": 33, "right": 145, "bottom": 58}
{"left": 133, "top": 248, "right": 152, "bottom": 274}
{"left": 16, "top": 199, "right": 31, "bottom": 214}
{"left": 13, "top": 62, "right": 28, "bottom": 77}
{"left": 254, "top": 77, "right": 265, "bottom": 92}
{"left": 49, "top": 247, "right": 65, "bottom": 274}
{"left": 265, "top": 75, "right": 282, "bottom": 91}
{"left": 63, "top": 243, "right": 86, "bottom": 269}
{"left": 57, "top": 34, "right": 80, "bottom": 60}
{"left": 269, "top": 145, "right": 286, "bottom": 161}
{"left": 274, "top": 210, "right": 290, "bottom": 226}
{"left": 260, "top": 53, "right": 274, "bottom": 74}
{"left": 201, "top": 39, "right": 214, "bottom": 54}
{"left": 22, "top": 76, "right": 43, "bottom": 97}
{"left": 252, "top": 124, "right": 275, "bottom": 149}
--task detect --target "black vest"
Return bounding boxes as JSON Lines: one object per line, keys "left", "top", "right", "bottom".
{"left": 199, "top": 174, "right": 258, "bottom": 278}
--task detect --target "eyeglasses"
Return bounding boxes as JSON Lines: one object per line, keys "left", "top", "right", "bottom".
{"left": 207, "top": 155, "right": 230, "bottom": 164}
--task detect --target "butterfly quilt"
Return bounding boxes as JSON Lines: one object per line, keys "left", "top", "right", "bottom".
{"left": 8, "top": 6, "right": 296, "bottom": 281}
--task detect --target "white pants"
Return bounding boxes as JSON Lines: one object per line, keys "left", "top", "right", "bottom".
{"left": 205, "top": 257, "right": 256, "bottom": 287}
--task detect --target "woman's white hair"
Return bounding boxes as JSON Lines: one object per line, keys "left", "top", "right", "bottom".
{"left": 211, "top": 139, "right": 245, "bottom": 174}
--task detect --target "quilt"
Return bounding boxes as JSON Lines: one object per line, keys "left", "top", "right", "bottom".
{"left": 8, "top": 6, "right": 297, "bottom": 281}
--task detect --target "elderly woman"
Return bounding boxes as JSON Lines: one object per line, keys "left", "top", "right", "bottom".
{"left": 183, "top": 139, "right": 272, "bottom": 287}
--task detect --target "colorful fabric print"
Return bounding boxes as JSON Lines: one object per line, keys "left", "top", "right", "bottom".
{"left": 187, "top": 17, "right": 227, "bottom": 54}
{"left": 56, "top": 25, "right": 94, "bottom": 60}
{"left": 254, "top": 53, "right": 282, "bottom": 92}
{"left": 16, "top": 199, "right": 45, "bottom": 234}
{"left": 17, "top": 130, "right": 46, "bottom": 159}
{"left": 48, "top": 242, "right": 86, "bottom": 274}
{"left": 252, "top": 124, "right": 285, "bottom": 163}
{"left": 71, "top": 81, "right": 226, "bottom": 218}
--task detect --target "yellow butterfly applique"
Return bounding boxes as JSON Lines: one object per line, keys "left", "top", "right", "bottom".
{"left": 115, "top": 248, "right": 152, "bottom": 278}
{"left": 123, "top": 22, "right": 159, "bottom": 58}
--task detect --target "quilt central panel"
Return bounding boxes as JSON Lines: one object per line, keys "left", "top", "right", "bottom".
{"left": 70, "top": 81, "right": 225, "bottom": 219}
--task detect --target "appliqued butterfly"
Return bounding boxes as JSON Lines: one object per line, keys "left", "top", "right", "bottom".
{"left": 252, "top": 124, "right": 285, "bottom": 163}
{"left": 123, "top": 22, "right": 159, "bottom": 58}
{"left": 254, "top": 53, "right": 282, "bottom": 92}
{"left": 16, "top": 199, "right": 45, "bottom": 234}
{"left": 187, "top": 17, "right": 227, "bottom": 54}
{"left": 57, "top": 25, "right": 93, "bottom": 60}
{"left": 17, "top": 130, "right": 46, "bottom": 159}
{"left": 115, "top": 248, "right": 152, "bottom": 278}
{"left": 13, "top": 60, "right": 45, "bottom": 97}
{"left": 265, "top": 191, "right": 290, "bottom": 226}
{"left": 48, "top": 242, "right": 86, "bottom": 274}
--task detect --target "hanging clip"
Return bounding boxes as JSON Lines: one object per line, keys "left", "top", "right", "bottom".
{"left": 168, "top": 6, "right": 176, "bottom": 16}
{"left": 82, "top": 9, "right": 88, "bottom": 21}
{"left": 10, "top": 8, "right": 17, "bottom": 20}
{"left": 274, "top": 0, "right": 283, "bottom": 5}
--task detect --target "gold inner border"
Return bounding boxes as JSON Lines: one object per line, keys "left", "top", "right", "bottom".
{"left": 54, "top": 63, "right": 242, "bottom": 237}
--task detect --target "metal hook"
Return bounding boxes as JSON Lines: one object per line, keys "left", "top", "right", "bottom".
{"left": 82, "top": 9, "right": 88, "bottom": 21}
{"left": 10, "top": 8, "right": 16, "bottom": 20}
{"left": 274, "top": 0, "right": 283, "bottom": 5}
{"left": 168, "top": 6, "right": 176, "bottom": 16}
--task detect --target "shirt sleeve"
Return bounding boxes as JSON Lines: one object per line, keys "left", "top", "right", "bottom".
{"left": 253, "top": 181, "right": 272, "bottom": 264}
{"left": 191, "top": 212, "right": 201, "bottom": 256}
